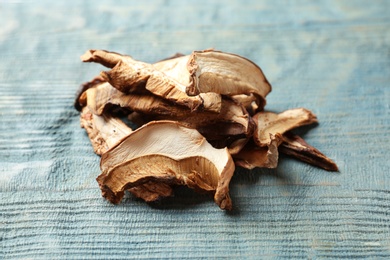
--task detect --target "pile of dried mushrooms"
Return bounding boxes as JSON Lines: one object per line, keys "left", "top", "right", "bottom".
{"left": 75, "top": 49, "right": 338, "bottom": 210}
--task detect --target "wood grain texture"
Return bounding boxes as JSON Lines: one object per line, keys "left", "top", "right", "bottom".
{"left": 1, "top": 0, "right": 389, "bottom": 258}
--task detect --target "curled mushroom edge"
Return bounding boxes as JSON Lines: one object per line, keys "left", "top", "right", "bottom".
{"left": 97, "top": 120, "right": 235, "bottom": 210}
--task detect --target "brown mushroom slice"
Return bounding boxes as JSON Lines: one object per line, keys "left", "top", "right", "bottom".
{"left": 240, "top": 108, "right": 317, "bottom": 169}
{"left": 79, "top": 93, "right": 173, "bottom": 201}
{"left": 280, "top": 132, "right": 338, "bottom": 171}
{"left": 189, "top": 50, "right": 271, "bottom": 103}
{"left": 81, "top": 81, "right": 253, "bottom": 148}
{"left": 233, "top": 134, "right": 282, "bottom": 169}
{"left": 81, "top": 49, "right": 272, "bottom": 112}
{"left": 253, "top": 108, "right": 318, "bottom": 147}
{"left": 80, "top": 106, "right": 132, "bottom": 155}
{"left": 152, "top": 50, "right": 270, "bottom": 110}
{"left": 98, "top": 120, "right": 235, "bottom": 210}
{"left": 81, "top": 49, "right": 222, "bottom": 113}
{"left": 153, "top": 49, "right": 271, "bottom": 99}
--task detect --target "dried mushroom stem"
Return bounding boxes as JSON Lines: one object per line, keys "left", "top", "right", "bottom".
{"left": 98, "top": 120, "right": 235, "bottom": 210}
{"left": 280, "top": 132, "right": 338, "bottom": 171}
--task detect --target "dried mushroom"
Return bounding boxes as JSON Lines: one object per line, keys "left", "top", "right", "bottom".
{"left": 98, "top": 120, "right": 235, "bottom": 210}
{"left": 80, "top": 86, "right": 173, "bottom": 201}
{"left": 253, "top": 108, "right": 318, "bottom": 147}
{"left": 153, "top": 49, "right": 271, "bottom": 110}
{"left": 81, "top": 50, "right": 222, "bottom": 113}
{"left": 76, "top": 49, "right": 338, "bottom": 210}
{"left": 79, "top": 80, "right": 254, "bottom": 150}
{"left": 279, "top": 132, "right": 339, "bottom": 171}
{"left": 231, "top": 108, "right": 318, "bottom": 169}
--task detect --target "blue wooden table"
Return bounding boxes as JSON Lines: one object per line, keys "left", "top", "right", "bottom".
{"left": 1, "top": 1, "right": 389, "bottom": 258}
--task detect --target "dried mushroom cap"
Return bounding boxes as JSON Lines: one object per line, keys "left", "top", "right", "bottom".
{"left": 188, "top": 50, "right": 271, "bottom": 98}
{"left": 79, "top": 98, "right": 174, "bottom": 202}
{"left": 153, "top": 50, "right": 271, "bottom": 110}
{"left": 98, "top": 120, "right": 235, "bottom": 210}
{"left": 253, "top": 108, "right": 318, "bottom": 147}
{"left": 81, "top": 49, "right": 222, "bottom": 113}
{"left": 151, "top": 50, "right": 272, "bottom": 97}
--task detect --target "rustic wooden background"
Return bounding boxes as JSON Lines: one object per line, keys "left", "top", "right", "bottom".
{"left": 1, "top": 0, "right": 389, "bottom": 258}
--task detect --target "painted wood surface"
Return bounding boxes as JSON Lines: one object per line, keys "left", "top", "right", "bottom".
{"left": 1, "top": 0, "right": 389, "bottom": 258}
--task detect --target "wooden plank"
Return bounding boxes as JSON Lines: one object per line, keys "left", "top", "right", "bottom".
{"left": 1, "top": 0, "right": 390, "bottom": 258}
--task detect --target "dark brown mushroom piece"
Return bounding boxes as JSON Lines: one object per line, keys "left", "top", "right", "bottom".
{"left": 81, "top": 50, "right": 222, "bottom": 113}
{"left": 280, "top": 132, "right": 338, "bottom": 171}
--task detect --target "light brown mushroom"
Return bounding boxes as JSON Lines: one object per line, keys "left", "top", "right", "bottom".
{"left": 253, "top": 108, "right": 318, "bottom": 147}
{"left": 153, "top": 49, "right": 271, "bottom": 110}
{"left": 80, "top": 105, "right": 175, "bottom": 202}
{"left": 76, "top": 49, "right": 338, "bottom": 210}
{"left": 98, "top": 120, "right": 235, "bottom": 210}
{"left": 81, "top": 50, "right": 222, "bottom": 113}
{"left": 81, "top": 49, "right": 272, "bottom": 112}
{"left": 79, "top": 87, "right": 176, "bottom": 201}
{"left": 80, "top": 80, "right": 254, "bottom": 151}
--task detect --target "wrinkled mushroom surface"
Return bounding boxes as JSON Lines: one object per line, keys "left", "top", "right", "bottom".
{"left": 235, "top": 108, "right": 318, "bottom": 169}
{"left": 154, "top": 49, "right": 271, "bottom": 111}
{"left": 81, "top": 50, "right": 222, "bottom": 113}
{"left": 81, "top": 49, "right": 273, "bottom": 112}
{"left": 98, "top": 120, "right": 235, "bottom": 210}
{"left": 80, "top": 80, "right": 254, "bottom": 150}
